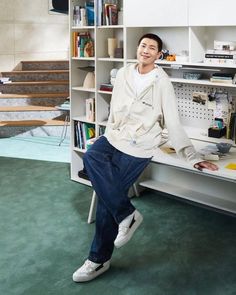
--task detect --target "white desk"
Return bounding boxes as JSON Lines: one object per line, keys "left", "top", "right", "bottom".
{"left": 139, "top": 139, "right": 236, "bottom": 215}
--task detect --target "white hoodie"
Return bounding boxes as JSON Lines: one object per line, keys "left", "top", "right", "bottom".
{"left": 105, "top": 63, "right": 201, "bottom": 165}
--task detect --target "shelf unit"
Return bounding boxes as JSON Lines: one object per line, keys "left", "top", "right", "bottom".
{"left": 70, "top": 0, "right": 124, "bottom": 184}
{"left": 70, "top": 0, "right": 236, "bottom": 213}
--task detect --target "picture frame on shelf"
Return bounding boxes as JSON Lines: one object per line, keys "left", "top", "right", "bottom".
{"left": 48, "top": 0, "right": 68, "bottom": 14}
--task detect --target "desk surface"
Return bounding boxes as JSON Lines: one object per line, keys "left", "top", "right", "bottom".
{"left": 152, "top": 139, "right": 236, "bottom": 182}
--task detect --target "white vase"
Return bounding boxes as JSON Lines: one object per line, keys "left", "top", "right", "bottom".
{"left": 83, "top": 72, "right": 95, "bottom": 88}
{"left": 107, "top": 38, "right": 117, "bottom": 58}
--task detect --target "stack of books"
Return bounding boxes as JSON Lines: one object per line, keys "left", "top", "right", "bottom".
{"left": 204, "top": 49, "right": 236, "bottom": 65}
{"left": 72, "top": 31, "right": 94, "bottom": 58}
{"left": 74, "top": 121, "right": 95, "bottom": 149}
{"left": 210, "top": 73, "right": 234, "bottom": 84}
{"left": 97, "top": 0, "right": 119, "bottom": 26}
{"left": 72, "top": 1, "right": 94, "bottom": 27}
{"left": 100, "top": 83, "right": 113, "bottom": 92}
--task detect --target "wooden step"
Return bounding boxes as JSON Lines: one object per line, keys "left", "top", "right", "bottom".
{"left": 0, "top": 106, "right": 59, "bottom": 112}
{"left": 0, "top": 93, "right": 69, "bottom": 99}
{"left": 21, "top": 60, "right": 69, "bottom": 64}
{"left": 21, "top": 60, "right": 69, "bottom": 71}
{"left": 0, "top": 80, "right": 69, "bottom": 85}
{"left": 1, "top": 70, "right": 69, "bottom": 82}
{"left": 0, "top": 119, "right": 68, "bottom": 127}
{"left": 1, "top": 70, "right": 69, "bottom": 74}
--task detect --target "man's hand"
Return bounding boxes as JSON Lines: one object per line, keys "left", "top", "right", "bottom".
{"left": 194, "top": 161, "right": 219, "bottom": 171}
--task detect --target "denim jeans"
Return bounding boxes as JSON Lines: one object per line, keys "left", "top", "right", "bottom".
{"left": 83, "top": 136, "right": 151, "bottom": 263}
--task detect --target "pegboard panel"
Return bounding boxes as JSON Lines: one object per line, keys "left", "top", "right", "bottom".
{"left": 173, "top": 83, "right": 236, "bottom": 129}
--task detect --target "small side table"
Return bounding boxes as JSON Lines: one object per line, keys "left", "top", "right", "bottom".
{"left": 56, "top": 105, "right": 70, "bottom": 146}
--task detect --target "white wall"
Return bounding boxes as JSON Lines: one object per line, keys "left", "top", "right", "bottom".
{"left": 0, "top": 0, "right": 69, "bottom": 71}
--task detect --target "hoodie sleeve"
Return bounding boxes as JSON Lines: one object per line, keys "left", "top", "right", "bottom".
{"left": 105, "top": 68, "right": 124, "bottom": 128}
{"left": 160, "top": 77, "right": 202, "bottom": 166}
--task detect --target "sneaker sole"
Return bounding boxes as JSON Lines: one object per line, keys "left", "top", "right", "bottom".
{"left": 114, "top": 212, "right": 143, "bottom": 248}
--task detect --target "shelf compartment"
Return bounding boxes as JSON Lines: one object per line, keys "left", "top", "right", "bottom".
{"left": 97, "top": 93, "right": 111, "bottom": 123}
{"left": 96, "top": 26, "right": 124, "bottom": 58}
{"left": 170, "top": 78, "right": 236, "bottom": 88}
{"left": 126, "top": 27, "right": 189, "bottom": 60}
{"left": 139, "top": 178, "right": 236, "bottom": 214}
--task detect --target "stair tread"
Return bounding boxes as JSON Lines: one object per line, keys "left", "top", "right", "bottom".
{"left": 0, "top": 106, "right": 59, "bottom": 112}
{"left": 0, "top": 93, "right": 69, "bottom": 99}
{"left": 21, "top": 59, "right": 69, "bottom": 63}
{"left": 0, "top": 119, "right": 67, "bottom": 127}
{"left": 21, "top": 60, "right": 69, "bottom": 63}
{"left": 1, "top": 70, "right": 69, "bottom": 74}
{"left": 0, "top": 80, "right": 69, "bottom": 85}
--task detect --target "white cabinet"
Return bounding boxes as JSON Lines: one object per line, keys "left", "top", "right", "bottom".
{"left": 189, "top": 0, "right": 236, "bottom": 26}
{"left": 69, "top": 0, "right": 236, "bottom": 214}
{"left": 124, "top": 0, "right": 188, "bottom": 27}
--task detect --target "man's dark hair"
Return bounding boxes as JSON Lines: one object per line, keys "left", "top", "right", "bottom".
{"left": 138, "top": 33, "right": 163, "bottom": 52}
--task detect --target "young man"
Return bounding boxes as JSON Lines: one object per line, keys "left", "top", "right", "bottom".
{"left": 72, "top": 33, "right": 218, "bottom": 282}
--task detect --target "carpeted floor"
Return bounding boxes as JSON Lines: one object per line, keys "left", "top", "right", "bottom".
{"left": 0, "top": 157, "right": 236, "bottom": 295}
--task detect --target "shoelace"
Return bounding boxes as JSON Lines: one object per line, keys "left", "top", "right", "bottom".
{"left": 118, "top": 225, "right": 129, "bottom": 234}
{"left": 81, "top": 260, "right": 98, "bottom": 273}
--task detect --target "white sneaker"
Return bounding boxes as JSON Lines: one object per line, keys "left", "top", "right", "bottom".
{"left": 72, "top": 259, "right": 110, "bottom": 282}
{"left": 114, "top": 210, "right": 143, "bottom": 248}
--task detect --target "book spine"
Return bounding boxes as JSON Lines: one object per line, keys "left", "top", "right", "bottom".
{"left": 210, "top": 78, "right": 233, "bottom": 84}
{"left": 85, "top": 98, "right": 95, "bottom": 122}
{"left": 204, "top": 58, "right": 236, "bottom": 65}
{"left": 205, "top": 54, "right": 236, "bottom": 59}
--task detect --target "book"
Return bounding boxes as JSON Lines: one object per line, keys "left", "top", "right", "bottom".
{"left": 81, "top": 122, "right": 95, "bottom": 149}
{"left": 100, "top": 83, "right": 113, "bottom": 91}
{"left": 72, "top": 32, "right": 78, "bottom": 57}
{"left": 74, "top": 121, "right": 83, "bottom": 148}
{"left": 85, "top": 98, "right": 95, "bottom": 122}
{"left": 108, "top": 4, "right": 118, "bottom": 25}
{"left": 75, "top": 32, "right": 93, "bottom": 57}
{"left": 210, "top": 78, "right": 233, "bottom": 84}
{"left": 99, "top": 125, "right": 106, "bottom": 136}
{"left": 205, "top": 53, "right": 236, "bottom": 59}
{"left": 85, "top": 1, "right": 95, "bottom": 26}
{"left": 210, "top": 73, "right": 234, "bottom": 83}
{"left": 211, "top": 73, "right": 233, "bottom": 78}
{"left": 206, "top": 49, "right": 236, "bottom": 55}
{"left": 214, "top": 40, "right": 236, "bottom": 51}
{"left": 204, "top": 58, "right": 236, "bottom": 65}
{"left": 73, "top": 5, "right": 81, "bottom": 26}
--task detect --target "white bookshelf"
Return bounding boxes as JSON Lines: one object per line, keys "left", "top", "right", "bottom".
{"left": 69, "top": 0, "right": 236, "bottom": 214}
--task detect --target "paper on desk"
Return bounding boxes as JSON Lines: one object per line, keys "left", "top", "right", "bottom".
{"left": 225, "top": 163, "right": 236, "bottom": 170}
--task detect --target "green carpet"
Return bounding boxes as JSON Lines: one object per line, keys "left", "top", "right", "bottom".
{"left": 0, "top": 157, "right": 235, "bottom": 295}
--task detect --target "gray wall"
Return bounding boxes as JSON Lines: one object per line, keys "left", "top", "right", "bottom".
{"left": 0, "top": 0, "right": 69, "bottom": 71}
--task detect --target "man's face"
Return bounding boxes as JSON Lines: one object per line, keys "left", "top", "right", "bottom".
{"left": 137, "top": 38, "right": 161, "bottom": 66}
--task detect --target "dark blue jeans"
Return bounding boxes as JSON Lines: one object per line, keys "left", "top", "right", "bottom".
{"left": 83, "top": 136, "right": 151, "bottom": 263}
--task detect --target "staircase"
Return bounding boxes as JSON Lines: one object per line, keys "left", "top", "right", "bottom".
{"left": 0, "top": 60, "right": 69, "bottom": 138}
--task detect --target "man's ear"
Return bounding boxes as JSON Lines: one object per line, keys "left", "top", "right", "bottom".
{"left": 156, "top": 51, "right": 162, "bottom": 60}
